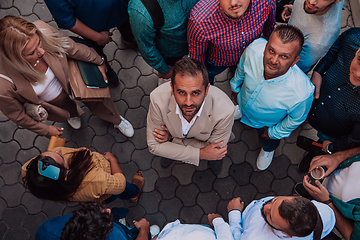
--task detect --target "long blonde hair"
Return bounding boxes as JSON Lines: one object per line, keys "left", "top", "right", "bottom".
{"left": 0, "top": 15, "right": 69, "bottom": 83}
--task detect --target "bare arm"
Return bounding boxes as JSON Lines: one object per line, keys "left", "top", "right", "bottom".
{"left": 103, "top": 152, "right": 123, "bottom": 174}
{"left": 134, "top": 219, "right": 150, "bottom": 240}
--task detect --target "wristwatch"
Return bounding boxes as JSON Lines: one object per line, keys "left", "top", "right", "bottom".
{"left": 326, "top": 143, "right": 332, "bottom": 154}
{"left": 98, "top": 57, "right": 105, "bottom": 66}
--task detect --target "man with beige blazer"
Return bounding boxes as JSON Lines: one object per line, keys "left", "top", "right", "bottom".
{"left": 146, "top": 57, "right": 235, "bottom": 174}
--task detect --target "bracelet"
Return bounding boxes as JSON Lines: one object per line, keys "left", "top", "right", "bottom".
{"left": 322, "top": 199, "right": 332, "bottom": 205}
{"left": 326, "top": 143, "right": 332, "bottom": 154}
{"left": 98, "top": 57, "right": 105, "bottom": 66}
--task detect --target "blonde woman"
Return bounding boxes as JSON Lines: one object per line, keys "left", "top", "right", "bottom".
{"left": 0, "top": 15, "right": 134, "bottom": 138}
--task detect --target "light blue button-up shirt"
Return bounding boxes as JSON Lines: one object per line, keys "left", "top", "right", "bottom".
{"left": 230, "top": 38, "right": 314, "bottom": 140}
{"left": 228, "top": 196, "right": 335, "bottom": 240}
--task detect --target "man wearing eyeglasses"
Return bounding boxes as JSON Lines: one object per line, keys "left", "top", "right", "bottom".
{"left": 227, "top": 196, "right": 335, "bottom": 239}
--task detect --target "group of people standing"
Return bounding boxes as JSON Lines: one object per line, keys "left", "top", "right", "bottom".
{"left": 0, "top": 0, "right": 360, "bottom": 239}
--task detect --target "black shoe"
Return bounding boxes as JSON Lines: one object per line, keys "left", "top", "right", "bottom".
{"left": 105, "top": 64, "right": 119, "bottom": 87}
{"left": 296, "top": 136, "right": 323, "bottom": 155}
{"left": 294, "top": 183, "right": 314, "bottom": 200}
{"left": 209, "top": 160, "right": 222, "bottom": 175}
{"left": 160, "top": 157, "right": 173, "bottom": 168}
{"left": 298, "top": 153, "right": 314, "bottom": 172}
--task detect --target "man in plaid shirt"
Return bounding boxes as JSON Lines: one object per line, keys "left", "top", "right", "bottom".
{"left": 188, "top": 0, "right": 276, "bottom": 85}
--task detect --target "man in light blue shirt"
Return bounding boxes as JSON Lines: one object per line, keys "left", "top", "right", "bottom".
{"left": 231, "top": 24, "right": 314, "bottom": 170}
{"left": 227, "top": 196, "right": 335, "bottom": 240}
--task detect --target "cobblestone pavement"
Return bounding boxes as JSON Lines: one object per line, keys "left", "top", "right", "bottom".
{"left": 0, "top": 1, "right": 356, "bottom": 239}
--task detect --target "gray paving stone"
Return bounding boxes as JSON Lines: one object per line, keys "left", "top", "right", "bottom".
{"left": 138, "top": 75, "right": 158, "bottom": 95}
{"left": 23, "top": 212, "right": 47, "bottom": 237}
{"left": 125, "top": 107, "right": 147, "bottom": 129}
{"left": 110, "top": 80, "right": 125, "bottom": 102}
{"left": 241, "top": 129, "right": 260, "bottom": 150}
{"left": 283, "top": 142, "right": 306, "bottom": 165}
{"left": 134, "top": 56, "right": 154, "bottom": 76}
{"left": 0, "top": 7, "right": 20, "bottom": 19}
{"left": 141, "top": 96, "right": 150, "bottom": 111}
{"left": 229, "top": 162, "right": 254, "bottom": 186}
{"left": 179, "top": 205, "right": 204, "bottom": 224}
{"left": 33, "top": 136, "right": 50, "bottom": 153}
{"left": 298, "top": 128, "right": 318, "bottom": 141}
{"left": 118, "top": 161, "right": 138, "bottom": 184}
{"left": 217, "top": 156, "right": 233, "bottom": 178}
{"left": 288, "top": 165, "right": 305, "bottom": 183}
{"left": 16, "top": 148, "right": 41, "bottom": 166}
{"left": 233, "top": 184, "right": 258, "bottom": 206}
{"left": 122, "top": 87, "right": 145, "bottom": 109}
{"left": 155, "top": 176, "right": 179, "bottom": 199}
{"left": 197, "top": 191, "right": 220, "bottom": 214}
{"left": 41, "top": 201, "right": 66, "bottom": 219}
{"left": 14, "top": 0, "right": 36, "bottom": 15}
{"left": 172, "top": 163, "right": 196, "bottom": 185}
{"left": 118, "top": 67, "right": 141, "bottom": 89}
{"left": 0, "top": 222, "right": 8, "bottom": 240}
{"left": 71, "top": 126, "right": 96, "bottom": 147}
{"left": 200, "top": 214, "right": 209, "bottom": 225}
{"left": 271, "top": 177, "right": 296, "bottom": 196}
{"left": 1, "top": 183, "right": 25, "bottom": 207}
{"left": 104, "top": 42, "right": 119, "bottom": 60}
{"left": 159, "top": 198, "right": 182, "bottom": 222}
{"left": 250, "top": 171, "right": 275, "bottom": 193}
{"left": 216, "top": 200, "right": 230, "bottom": 221}
{"left": 21, "top": 192, "right": 43, "bottom": 215}
{"left": 3, "top": 228, "right": 29, "bottom": 240}
{"left": 0, "top": 198, "right": 6, "bottom": 219}
{"left": 192, "top": 169, "right": 216, "bottom": 193}
{"left": 129, "top": 127, "right": 147, "bottom": 149}
{"left": 33, "top": 3, "right": 52, "bottom": 22}
{"left": 88, "top": 116, "right": 110, "bottom": 136}
{"left": 139, "top": 190, "right": 162, "bottom": 214}
{"left": 125, "top": 204, "right": 146, "bottom": 227}
{"left": 91, "top": 134, "right": 115, "bottom": 154}
{"left": 14, "top": 128, "right": 38, "bottom": 150}
{"left": 0, "top": 162, "right": 22, "bottom": 185}
{"left": 245, "top": 149, "right": 259, "bottom": 170}
{"left": 141, "top": 168, "right": 158, "bottom": 193}
{"left": 62, "top": 204, "right": 81, "bottom": 216}
{"left": 268, "top": 155, "right": 291, "bottom": 179}
{"left": 255, "top": 191, "right": 277, "bottom": 200}
{"left": 115, "top": 49, "right": 138, "bottom": 69}
{"left": 195, "top": 159, "right": 208, "bottom": 171}
{"left": 132, "top": 148, "right": 153, "bottom": 171}
{"left": 274, "top": 139, "right": 285, "bottom": 158}
{"left": 0, "top": 0, "right": 12, "bottom": 8}
{"left": 176, "top": 183, "right": 199, "bottom": 207}
{"left": 213, "top": 177, "right": 237, "bottom": 200}
{"left": 230, "top": 121, "right": 245, "bottom": 143}
{"left": 114, "top": 100, "right": 129, "bottom": 119}
{"left": 151, "top": 156, "right": 173, "bottom": 178}
{"left": 0, "top": 121, "right": 17, "bottom": 143}
{"left": 227, "top": 141, "right": 248, "bottom": 164}
{"left": 284, "top": 127, "right": 301, "bottom": 144}
{"left": 2, "top": 205, "right": 27, "bottom": 229}
{"left": 112, "top": 141, "right": 135, "bottom": 164}
{"left": 144, "top": 212, "right": 167, "bottom": 228}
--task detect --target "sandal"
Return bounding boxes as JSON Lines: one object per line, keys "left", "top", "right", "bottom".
{"left": 130, "top": 170, "right": 144, "bottom": 202}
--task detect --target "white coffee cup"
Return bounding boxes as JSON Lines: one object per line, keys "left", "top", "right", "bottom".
{"left": 311, "top": 167, "right": 325, "bottom": 180}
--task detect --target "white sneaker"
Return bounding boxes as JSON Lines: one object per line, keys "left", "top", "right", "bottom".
{"left": 234, "top": 105, "right": 242, "bottom": 120}
{"left": 256, "top": 148, "right": 275, "bottom": 170}
{"left": 150, "top": 225, "right": 160, "bottom": 238}
{"left": 114, "top": 116, "right": 134, "bottom": 137}
{"left": 67, "top": 117, "right": 81, "bottom": 129}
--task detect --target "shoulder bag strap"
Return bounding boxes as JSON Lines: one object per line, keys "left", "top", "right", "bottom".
{"left": 140, "top": 0, "right": 164, "bottom": 35}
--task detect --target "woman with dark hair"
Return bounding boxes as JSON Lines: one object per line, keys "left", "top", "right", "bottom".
{"left": 0, "top": 15, "right": 134, "bottom": 138}
{"left": 22, "top": 147, "right": 143, "bottom": 202}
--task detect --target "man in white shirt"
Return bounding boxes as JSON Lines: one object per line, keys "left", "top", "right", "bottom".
{"left": 227, "top": 196, "right": 335, "bottom": 240}
{"left": 146, "top": 57, "right": 235, "bottom": 174}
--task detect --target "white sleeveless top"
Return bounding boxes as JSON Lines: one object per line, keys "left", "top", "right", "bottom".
{"left": 31, "top": 67, "right": 63, "bottom": 102}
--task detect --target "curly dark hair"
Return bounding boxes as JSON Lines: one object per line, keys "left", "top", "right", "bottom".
{"left": 61, "top": 203, "right": 114, "bottom": 240}
{"left": 24, "top": 149, "right": 94, "bottom": 201}
{"left": 279, "top": 196, "right": 318, "bottom": 237}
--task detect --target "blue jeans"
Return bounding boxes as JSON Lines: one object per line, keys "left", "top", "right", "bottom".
{"left": 205, "top": 59, "right": 236, "bottom": 85}
{"left": 257, "top": 128, "right": 281, "bottom": 152}
{"left": 105, "top": 181, "right": 139, "bottom": 203}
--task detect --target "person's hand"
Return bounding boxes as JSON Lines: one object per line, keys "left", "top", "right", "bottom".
{"left": 311, "top": 71, "right": 323, "bottom": 99}
{"left": 207, "top": 213, "right": 222, "bottom": 227}
{"left": 232, "top": 92, "right": 238, "bottom": 105}
{"left": 303, "top": 175, "right": 330, "bottom": 202}
{"left": 281, "top": 4, "right": 293, "bottom": 22}
{"left": 322, "top": 140, "right": 332, "bottom": 152}
{"left": 153, "top": 125, "right": 171, "bottom": 143}
{"left": 133, "top": 218, "right": 150, "bottom": 232}
{"left": 78, "top": 147, "right": 91, "bottom": 153}
{"left": 309, "top": 154, "right": 341, "bottom": 177}
{"left": 200, "top": 142, "right": 227, "bottom": 160}
{"left": 227, "top": 197, "right": 245, "bottom": 212}
{"left": 95, "top": 31, "right": 113, "bottom": 46}
{"left": 261, "top": 127, "right": 270, "bottom": 140}
{"left": 158, "top": 66, "right": 173, "bottom": 79}
{"left": 45, "top": 125, "right": 63, "bottom": 138}
{"left": 103, "top": 152, "right": 117, "bottom": 162}
{"left": 98, "top": 63, "right": 108, "bottom": 84}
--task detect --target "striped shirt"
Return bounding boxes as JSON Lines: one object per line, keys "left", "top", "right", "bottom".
{"left": 188, "top": 0, "right": 276, "bottom": 67}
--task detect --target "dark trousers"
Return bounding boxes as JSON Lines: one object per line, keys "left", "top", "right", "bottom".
{"left": 104, "top": 181, "right": 139, "bottom": 203}
{"left": 205, "top": 59, "right": 236, "bottom": 85}
{"left": 257, "top": 128, "right": 281, "bottom": 152}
